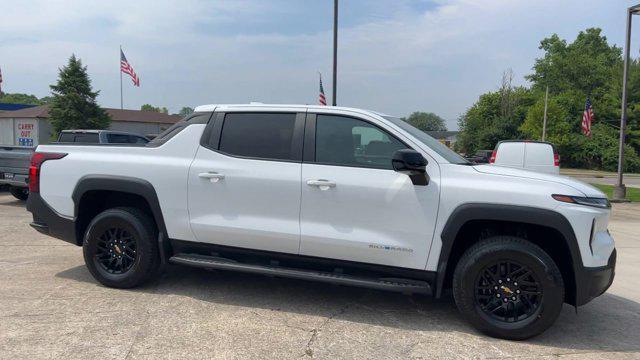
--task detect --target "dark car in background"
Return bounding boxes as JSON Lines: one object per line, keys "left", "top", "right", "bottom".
{"left": 465, "top": 149, "right": 493, "bottom": 164}
{"left": 57, "top": 130, "right": 149, "bottom": 144}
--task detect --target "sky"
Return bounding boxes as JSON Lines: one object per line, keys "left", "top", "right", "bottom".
{"left": 0, "top": 0, "right": 635, "bottom": 129}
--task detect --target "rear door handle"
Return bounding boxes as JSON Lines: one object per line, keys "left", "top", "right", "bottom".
{"left": 199, "top": 171, "right": 225, "bottom": 183}
{"left": 307, "top": 179, "right": 336, "bottom": 190}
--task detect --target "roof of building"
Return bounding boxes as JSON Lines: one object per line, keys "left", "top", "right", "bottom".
{"left": 0, "top": 103, "right": 38, "bottom": 112}
{"left": 426, "top": 131, "right": 459, "bottom": 139}
{"left": 0, "top": 105, "right": 181, "bottom": 124}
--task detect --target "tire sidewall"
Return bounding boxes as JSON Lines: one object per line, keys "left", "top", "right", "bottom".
{"left": 454, "top": 237, "right": 564, "bottom": 340}
{"left": 83, "top": 208, "right": 157, "bottom": 288}
{"left": 10, "top": 187, "right": 29, "bottom": 201}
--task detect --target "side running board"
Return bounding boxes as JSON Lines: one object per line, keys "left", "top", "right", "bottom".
{"left": 169, "top": 253, "right": 432, "bottom": 295}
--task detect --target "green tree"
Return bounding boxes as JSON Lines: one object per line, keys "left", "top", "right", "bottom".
{"left": 402, "top": 111, "right": 447, "bottom": 132}
{"left": 48, "top": 55, "right": 111, "bottom": 134}
{"left": 456, "top": 85, "right": 535, "bottom": 154}
{"left": 457, "top": 27, "right": 640, "bottom": 172}
{"left": 526, "top": 28, "right": 622, "bottom": 123}
{"left": 141, "top": 104, "right": 168, "bottom": 114}
{"left": 519, "top": 96, "right": 572, "bottom": 144}
{"left": 178, "top": 106, "right": 194, "bottom": 117}
{"left": 0, "top": 93, "right": 43, "bottom": 105}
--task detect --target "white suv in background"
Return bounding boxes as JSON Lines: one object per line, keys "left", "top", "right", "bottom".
{"left": 490, "top": 140, "right": 560, "bottom": 174}
{"left": 26, "top": 104, "right": 615, "bottom": 340}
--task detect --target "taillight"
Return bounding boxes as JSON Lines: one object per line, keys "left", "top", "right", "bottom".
{"left": 554, "top": 154, "right": 560, "bottom": 167}
{"left": 489, "top": 150, "right": 496, "bottom": 164}
{"left": 29, "top": 152, "right": 67, "bottom": 193}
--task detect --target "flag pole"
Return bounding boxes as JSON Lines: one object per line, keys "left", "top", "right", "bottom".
{"left": 542, "top": 85, "right": 549, "bottom": 141}
{"left": 332, "top": 0, "right": 338, "bottom": 106}
{"left": 120, "top": 45, "right": 123, "bottom": 110}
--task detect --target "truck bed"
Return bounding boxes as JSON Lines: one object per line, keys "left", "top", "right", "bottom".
{"left": 0, "top": 146, "right": 33, "bottom": 187}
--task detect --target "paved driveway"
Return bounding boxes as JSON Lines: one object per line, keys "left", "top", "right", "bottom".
{"left": 1, "top": 192, "right": 639, "bottom": 359}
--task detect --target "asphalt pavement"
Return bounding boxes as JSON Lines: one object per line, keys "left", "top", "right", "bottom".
{"left": 1, "top": 192, "right": 639, "bottom": 359}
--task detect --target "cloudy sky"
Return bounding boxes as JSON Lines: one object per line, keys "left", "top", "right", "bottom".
{"left": 0, "top": 0, "right": 633, "bottom": 129}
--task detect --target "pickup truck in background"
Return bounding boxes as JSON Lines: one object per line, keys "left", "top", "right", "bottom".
{"left": 26, "top": 104, "right": 616, "bottom": 340}
{"left": 0, "top": 146, "right": 32, "bottom": 200}
{"left": 0, "top": 130, "right": 149, "bottom": 200}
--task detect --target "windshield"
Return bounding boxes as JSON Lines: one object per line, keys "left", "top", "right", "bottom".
{"left": 382, "top": 116, "right": 469, "bottom": 164}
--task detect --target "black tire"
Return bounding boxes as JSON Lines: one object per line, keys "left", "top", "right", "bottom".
{"left": 452, "top": 236, "right": 564, "bottom": 340}
{"left": 83, "top": 207, "right": 160, "bottom": 288}
{"left": 10, "top": 187, "right": 29, "bottom": 201}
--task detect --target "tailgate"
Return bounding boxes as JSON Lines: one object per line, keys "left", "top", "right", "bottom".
{"left": 0, "top": 146, "right": 33, "bottom": 175}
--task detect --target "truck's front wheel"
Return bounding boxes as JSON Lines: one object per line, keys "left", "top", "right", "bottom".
{"left": 452, "top": 236, "right": 564, "bottom": 340}
{"left": 83, "top": 207, "right": 160, "bottom": 288}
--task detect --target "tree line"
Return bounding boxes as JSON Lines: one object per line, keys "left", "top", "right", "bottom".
{"left": 456, "top": 28, "right": 640, "bottom": 172}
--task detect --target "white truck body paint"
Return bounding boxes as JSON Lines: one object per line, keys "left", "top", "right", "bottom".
{"left": 35, "top": 104, "right": 614, "bottom": 271}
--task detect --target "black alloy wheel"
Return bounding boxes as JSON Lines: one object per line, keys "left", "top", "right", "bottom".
{"left": 94, "top": 227, "right": 138, "bottom": 274}
{"left": 83, "top": 207, "right": 160, "bottom": 288}
{"left": 453, "top": 236, "right": 564, "bottom": 340}
{"left": 474, "top": 260, "right": 542, "bottom": 323}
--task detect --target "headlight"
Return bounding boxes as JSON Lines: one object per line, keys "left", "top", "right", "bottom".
{"left": 552, "top": 194, "right": 611, "bottom": 209}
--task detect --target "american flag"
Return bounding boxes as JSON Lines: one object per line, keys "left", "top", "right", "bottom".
{"left": 581, "top": 98, "right": 594, "bottom": 137}
{"left": 120, "top": 49, "right": 140, "bottom": 87}
{"left": 318, "top": 73, "right": 327, "bottom": 106}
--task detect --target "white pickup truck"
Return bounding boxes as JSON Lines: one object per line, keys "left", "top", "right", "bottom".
{"left": 26, "top": 104, "right": 616, "bottom": 339}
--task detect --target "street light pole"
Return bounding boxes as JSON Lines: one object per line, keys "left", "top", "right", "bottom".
{"left": 332, "top": 0, "right": 338, "bottom": 106}
{"left": 614, "top": 5, "right": 640, "bottom": 201}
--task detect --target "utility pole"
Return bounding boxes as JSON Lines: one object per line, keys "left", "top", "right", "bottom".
{"left": 542, "top": 85, "right": 549, "bottom": 142}
{"left": 332, "top": 0, "right": 338, "bottom": 106}
{"left": 614, "top": 5, "right": 640, "bottom": 201}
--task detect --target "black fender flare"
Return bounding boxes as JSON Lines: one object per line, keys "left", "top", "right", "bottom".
{"left": 435, "top": 203, "right": 583, "bottom": 303}
{"left": 72, "top": 175, "right": 170, "bottom": 263}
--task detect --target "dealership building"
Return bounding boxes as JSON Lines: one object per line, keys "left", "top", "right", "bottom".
{"left": 0, "top": 105, "right": 181, "bottom": 147}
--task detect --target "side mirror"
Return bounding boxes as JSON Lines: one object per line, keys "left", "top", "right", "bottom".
{"left": 392, "top": 149, "right": 429, "bottom": 186}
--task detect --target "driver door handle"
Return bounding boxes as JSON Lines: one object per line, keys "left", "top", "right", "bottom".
{"left": 199, "top": 171, "right": 225, "bottom": 183}
{"left": 307, "top": 179, "right": 336, "bottom": 190}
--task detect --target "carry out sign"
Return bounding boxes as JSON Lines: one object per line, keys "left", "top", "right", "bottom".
{"left": 14, "top": 119, "right": 37, "bottom": 147}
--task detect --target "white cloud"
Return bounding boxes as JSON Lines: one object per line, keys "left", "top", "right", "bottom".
{"left": 0, "top": 0, "right": 631, "bottom": 127}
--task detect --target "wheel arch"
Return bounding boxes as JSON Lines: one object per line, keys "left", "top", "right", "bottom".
{"left": 72, "top": 175, "right": 170, "bottom": 263}
{"left": 435, "top": 203, "right": 582, "bottom": 305}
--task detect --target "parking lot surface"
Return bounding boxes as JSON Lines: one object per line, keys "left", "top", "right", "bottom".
{"left": 1, "top": 192, "right": 639, "bottom": 359}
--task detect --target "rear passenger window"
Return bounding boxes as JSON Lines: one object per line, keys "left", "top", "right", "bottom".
{"left": 58, "top": 133, "right": 74, "bottom": 142}
{"left": 218, "top": 113, "right": 296, "bottom": 161}
{"left": 106, "top": 134, "right": 130, "bottom": 143}
{"left": 73, "top": 133, "right": 100, "bottom": 143}
{"left": 315, "top": 115, "right": 407, "bottom": 169}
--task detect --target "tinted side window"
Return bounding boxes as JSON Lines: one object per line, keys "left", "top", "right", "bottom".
{"left": 73, "top": 133, "right": 100, "bottom": 143}
{"left": 106, "top": 134, "right": 130, "bottom": 143}
{"left": 148, "top": 113, "right": 210, "bottom": 146}
{"left": 58, "top": 133, "right": 74, "bottom": 142}
{"left": 133, "top": 136, "right": 149, "bottom": 144}
{"left": 315, "top": 115, "right": 407, "bottom": 169}
{"left": 218, "top": 113, "right": 296, "bottom": 161}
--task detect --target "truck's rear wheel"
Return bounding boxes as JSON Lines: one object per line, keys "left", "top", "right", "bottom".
{"left": 10, "top": 186, "right": 29, "bottom": 201}
{"left": 452, "top": 236, "right": 564, "bottom": 340}
{"left": 83, "top": 207, "right": 160, "bottom": 288}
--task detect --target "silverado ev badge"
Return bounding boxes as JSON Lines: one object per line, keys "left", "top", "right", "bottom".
{"left": 368, "top": 244, "right": 414, "bottom": 253}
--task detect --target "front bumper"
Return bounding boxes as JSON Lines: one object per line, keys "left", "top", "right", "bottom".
{"left": 26, "top": 192, "right": 78, "bottom": 245}
{"left": 575, "top": 249, "right": 616, "bottom": 306}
